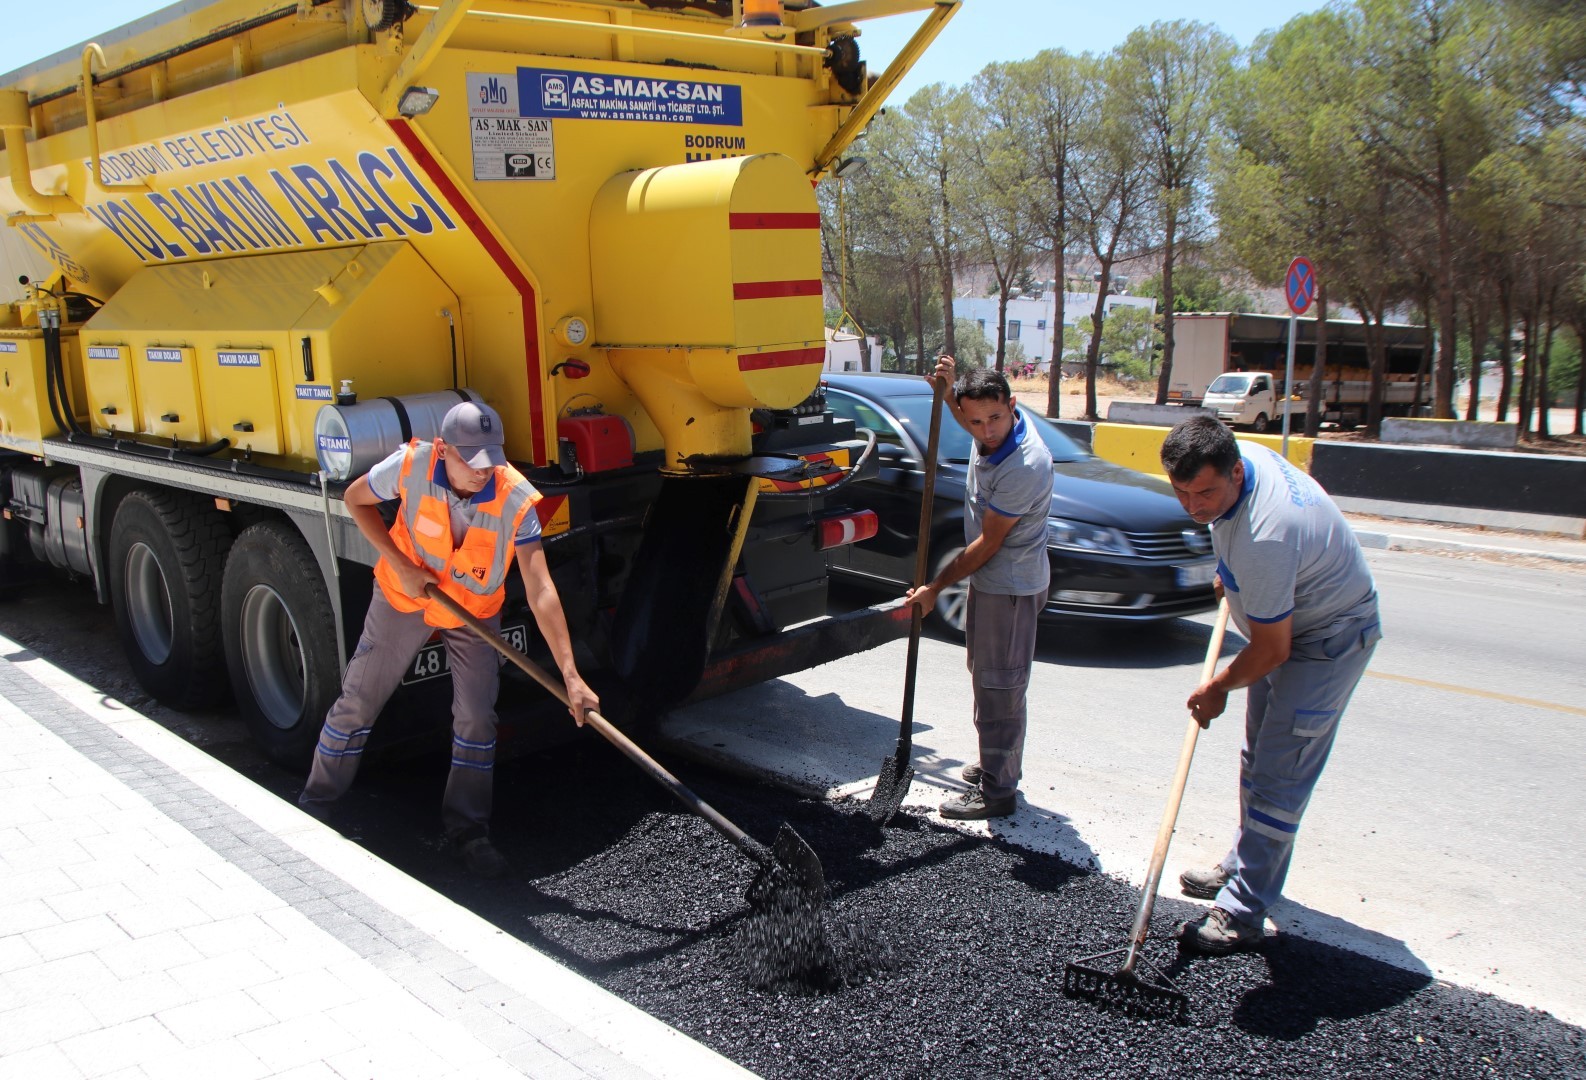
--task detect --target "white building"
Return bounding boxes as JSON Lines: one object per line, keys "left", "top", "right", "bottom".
{"left": 953, "top": 291, "right": 1157, "bottom": 372}
{"left": 824, "top": 326, "right": 882, "bottom": 372}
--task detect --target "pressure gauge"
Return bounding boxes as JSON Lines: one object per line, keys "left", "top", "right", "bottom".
{"left": 553, "top": 316, "right": 590, "bottom": 348}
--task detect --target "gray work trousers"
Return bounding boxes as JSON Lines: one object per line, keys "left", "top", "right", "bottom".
{"left": 1215, "top": 611, "right": 1382, "bottom": 925}
{"left": 966, "top": 588, "right": 1044, "bottom": 801}
{"left": 299, "top": 589, "right": 503, "bottom": 838}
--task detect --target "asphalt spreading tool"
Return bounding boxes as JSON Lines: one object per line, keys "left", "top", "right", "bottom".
{"left": 424, "top": 583, "right": 826, "bottom": 910}
{"left": 1064, "top": 598, "right": 1231, "bottom": 1021}
{"left": 867, "top": 377, "right": 947, "bottom": 825}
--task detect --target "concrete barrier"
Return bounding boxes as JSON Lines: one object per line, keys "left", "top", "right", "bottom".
{"left": 1310, "top": 441, "right": 1586, "bottom": 536}
{"left": 1090, "top": 423, "right": 1314, "bottom": 479}
{"left": 1105, "top": 401, "right": 1213, "bottom": 426}
{"left": 1381, "top": 418, "right": 1519, "bottom": 450}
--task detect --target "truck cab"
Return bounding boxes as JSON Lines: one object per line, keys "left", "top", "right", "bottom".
{"left": 1202, "top": 372, "right": 1277, "bottom": 432}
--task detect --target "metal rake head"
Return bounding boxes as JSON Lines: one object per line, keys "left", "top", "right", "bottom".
{"left": 1063, "top": 948, "right": 1189, "bottom": 1024}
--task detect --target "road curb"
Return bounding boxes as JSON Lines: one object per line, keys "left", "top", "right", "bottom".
{"left": 1354, "top": 529, "right": 1586, "bottom": 566}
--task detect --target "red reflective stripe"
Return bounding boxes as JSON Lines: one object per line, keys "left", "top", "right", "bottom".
{"left": 733, "top": 279, "right": 822, "bottom": 300}
{"left": 389, "top": 120, "right": 548, "bottom": 465}
{"left": 534, "top": 494, "right": 566, "bottom": 526}
{"left": 729, "top": 213, "right": 821, "bottom": 230}
{"left": 738, "top": 346, "right": 823, "bottom": 372}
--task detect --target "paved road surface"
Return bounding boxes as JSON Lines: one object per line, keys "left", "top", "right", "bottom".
{"left": 663, "top": 547, "right": 1586, "bottom": 1026}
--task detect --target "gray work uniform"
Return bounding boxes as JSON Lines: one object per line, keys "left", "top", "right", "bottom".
{"left": 298, "top": 446, "right": 541, "bottom": 838}
{"left": 1210, "top": 445, "right": 1381, "bottom": 925}
{"left": 964, "top": 412, "right": 1053, "bottom": 801}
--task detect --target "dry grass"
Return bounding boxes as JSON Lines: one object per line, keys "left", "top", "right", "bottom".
{"left": 1007, "top": 374, "right": 1145, "bottom": 400}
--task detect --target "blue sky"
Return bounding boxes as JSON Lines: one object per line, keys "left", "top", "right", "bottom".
{"left": 3, "top": 1, "right": 1327, "bottom": 91}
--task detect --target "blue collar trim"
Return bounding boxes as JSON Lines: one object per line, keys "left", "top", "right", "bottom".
{"left": 431, "top": 457, "right": 497, "bottom": 503}
{"left": 984, "top": 411, "right": 1026, "bottom": 466}
{"left": 1217, "top": 453, "right": 1256, "bottom": 522}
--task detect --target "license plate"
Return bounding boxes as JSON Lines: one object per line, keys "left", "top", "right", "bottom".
{"left": 404, "top": 623, "right": 529, "bottom": 683}
{"left": 1175, "top": 561, "right": 1217, "bottom": 588}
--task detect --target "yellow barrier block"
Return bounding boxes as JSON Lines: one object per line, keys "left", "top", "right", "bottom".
{"left": 1091, "top": 423, "right": 1315, "bottom": 480}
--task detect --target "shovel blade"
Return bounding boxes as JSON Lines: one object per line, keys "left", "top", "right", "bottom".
{"left": 771, "top": 822, "right": 826, "bottom": 904}
{"left": 867, "top": 754, "right": 913, "bottom": 825}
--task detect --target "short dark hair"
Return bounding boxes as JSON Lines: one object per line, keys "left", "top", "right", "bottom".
{"left": 954, "top": 367, "right": 1011, "bottom": 405}
{"left": 1160, "top": 415, "right": 1240, "bottom": 482}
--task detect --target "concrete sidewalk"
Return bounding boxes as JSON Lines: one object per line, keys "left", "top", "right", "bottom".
{"left": 0, "top": 633, "right": 751, "bottom": 1080}
{"left": 1344, "top": 513, "right": 1586, "bottom": 566}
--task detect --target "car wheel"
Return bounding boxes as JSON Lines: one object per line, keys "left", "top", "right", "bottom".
{"left": 1251, "top": 412, "right": 1270, "bottom": 433}
{"left": 929, "top": 544, "right": 970, "bottom": 639}
{"left": 108, "top": 489, "right": 232, "bottom": 709}
{"left": 222, "top": 522, "right": 341, "bottom": 770}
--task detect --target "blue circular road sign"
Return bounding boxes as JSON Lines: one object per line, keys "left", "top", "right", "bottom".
{"left": 1286, "top": 256, "right": 1317, "bottom": 315}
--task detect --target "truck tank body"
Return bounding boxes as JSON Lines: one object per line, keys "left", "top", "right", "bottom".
{"left": 0, "top": 0, "right": 955, "bottom": 761}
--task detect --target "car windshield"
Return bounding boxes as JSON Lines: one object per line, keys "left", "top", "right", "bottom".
{"left": 885, "top": 394, "right": 1087, "bottom": 464}
{"left": 1207, "top": 374, "right": 1252, "bottom": 394}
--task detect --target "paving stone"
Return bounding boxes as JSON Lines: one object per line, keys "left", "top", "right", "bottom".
{"left": 24, "top": 914, "right": 130, "bottom": 962}
{"left": 157, "top": 988, "right": 277, "bottom": 1046}
{"left": 97, "top": 930, "right": 206, "bottom": 980}
{"left": 139, "top": 1039, "right": 270, "bottom": 1080}
{"left": 57, "top": 1015, "right": 183, "bottom": 1075}
{"left": 0, "top": 1040, "right": 87, "bottom": 1080}
{"left": 0, "top": 997, "right": 103, "bottom": 1057}
{"left": 77, "top": 970, "right": 193, "bottom": 1028}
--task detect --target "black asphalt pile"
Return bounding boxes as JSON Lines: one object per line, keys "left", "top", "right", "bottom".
{"left": 343, "top": 743, "right": 1585, "bottom": 1080}
{"left": 736, "top": 862, "right": 898, "bottom": 993}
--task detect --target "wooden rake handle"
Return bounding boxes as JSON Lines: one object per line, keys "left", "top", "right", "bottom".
{"left": 1121, "top": 598, "right": 1231, "bottom": 974}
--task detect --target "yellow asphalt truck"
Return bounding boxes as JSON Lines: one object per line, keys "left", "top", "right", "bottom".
{"left": 0, "top": 0, "right": 958, "bottom": 764}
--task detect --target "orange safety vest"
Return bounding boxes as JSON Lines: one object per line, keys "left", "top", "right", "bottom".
{"left": 373, "top": 439, "right": 541, "bottom": 628}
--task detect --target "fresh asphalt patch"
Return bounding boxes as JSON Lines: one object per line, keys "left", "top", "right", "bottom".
{"left": 308, "top": 739, "right": 1583, "bottom": 1080}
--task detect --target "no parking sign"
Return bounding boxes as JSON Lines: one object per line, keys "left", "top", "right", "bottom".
{"left": 1286, "top": 256, "right": 1317, "bottom": 315}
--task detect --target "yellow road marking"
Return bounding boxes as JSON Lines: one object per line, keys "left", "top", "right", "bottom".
{"left": 1368, "top": 671, "right": 1586, "bottom": 717}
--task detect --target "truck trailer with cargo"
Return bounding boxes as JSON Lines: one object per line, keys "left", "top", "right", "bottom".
{"left": 1167, "top": 312, "right": 1429, "bottom": 430}
{"left": 0, "top": 0, "right": 959, "bottom": 765}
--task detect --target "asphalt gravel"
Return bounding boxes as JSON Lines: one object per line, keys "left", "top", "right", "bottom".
{"left": 317, "top": 739, "right": 1583, "bottom": 1080}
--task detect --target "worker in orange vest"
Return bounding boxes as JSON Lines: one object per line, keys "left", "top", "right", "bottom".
{"left": 299, "top": 401, "right": 598, "bottom": 877}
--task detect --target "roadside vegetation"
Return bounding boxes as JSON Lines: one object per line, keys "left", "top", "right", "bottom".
{"left": 821, "top": 0, "right": 1585, "bottom": 447}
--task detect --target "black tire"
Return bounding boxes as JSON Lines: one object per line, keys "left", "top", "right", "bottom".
{"left": 108, "top": 489, "right": 232, "bottom": 709}
{"left": 1251, "top": 412, "right": 1270, "bottom": 434}
{"left": 222, "top": 522, "right": 342, "bottom": 770}
{"left": 928, "top": 543, "right": 970, "bottom": 640}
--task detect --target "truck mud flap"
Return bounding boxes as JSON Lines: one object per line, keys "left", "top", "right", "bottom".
{"left": 612, "top": 474, "right": 754, "bottom": 708}
{"left": 687, "top": 598, "right": 912, "bottom": 704}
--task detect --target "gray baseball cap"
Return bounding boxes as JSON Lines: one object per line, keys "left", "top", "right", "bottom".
{"left": 440, "top": 401, "right": 508, "bottom": 469}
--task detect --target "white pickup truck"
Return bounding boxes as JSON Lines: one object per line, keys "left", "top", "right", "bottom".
{"left": 1201, "top": 372, "right": 1283, "bottom": 432}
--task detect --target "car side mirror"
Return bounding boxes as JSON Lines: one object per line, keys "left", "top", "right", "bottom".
{"left": 875, "top": 443, "right": 915, "bottom": 474}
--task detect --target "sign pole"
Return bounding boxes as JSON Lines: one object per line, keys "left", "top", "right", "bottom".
{"left": 1282, "top": 316, "right": 1296, "bottom": 458}
{"left": 1282, "top": 256, "right": 1317, "bottom": 460}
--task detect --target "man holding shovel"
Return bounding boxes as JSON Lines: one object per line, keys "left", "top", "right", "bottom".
{"left": 907, "top": 357, "right": 1053, "bottom": 820}
{"left": 1160, "top": 415, "right": 1380, "bottom": 954}
{"left": 299, "top": 400, "right": 598, "bottom": 878}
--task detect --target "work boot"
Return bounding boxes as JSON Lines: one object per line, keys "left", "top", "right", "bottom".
{"left": 960, "top": 762, "right": 984, "bottom": 785}
{"left": 448, "top": 830, "right": 509, "bottom": 880}
{"left": 1176, "top": 906, "right": 1264, "bottom": 955}
{"left": 1179, "top": 863, "right": 1231, "bottom": 900}
{"left": 938, "top": 788, "right": 1015, "bottom": 820}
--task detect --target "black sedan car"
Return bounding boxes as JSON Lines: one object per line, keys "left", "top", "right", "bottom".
{"left": 821, "top": 372, "right": 1217, "bottom": 634}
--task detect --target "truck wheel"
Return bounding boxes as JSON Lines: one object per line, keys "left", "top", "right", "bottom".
{"left": 222, "top": 522, "right": 341, "bottom": 770}
{"left": 1251, "top": 412, "right": 1270, "bottom": 434}
{"left": 929, "top": 545, "right": 970, "bottom": 640}
{"left": 108, "top": 490, "right": 232, "bottom": 709}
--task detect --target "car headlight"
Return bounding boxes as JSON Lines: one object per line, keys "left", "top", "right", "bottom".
{"left": 1046, "top": 518, "right": 1132, "bottom": 555}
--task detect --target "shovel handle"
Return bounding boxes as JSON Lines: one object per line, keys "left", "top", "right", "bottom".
{"left": 421, "top": 585, "right": 772, "bottom": 870}
{"left": 1121, "top": 598, "right": 1230, "bottom": 976}
{"left": 898, "top": 376, "right": 948, "bottom": 744}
